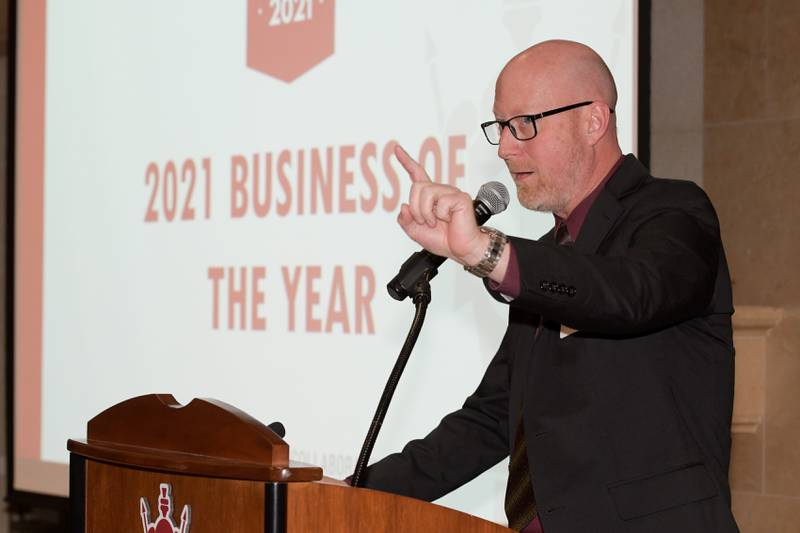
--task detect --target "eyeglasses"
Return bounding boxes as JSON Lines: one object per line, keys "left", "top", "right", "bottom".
{"left": 480, "top": 101, "right": 614, "bottom": 145}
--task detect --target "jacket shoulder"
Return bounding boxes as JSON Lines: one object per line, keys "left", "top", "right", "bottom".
{"left": 623, "top": 175, "right": 720, "bottom": 231}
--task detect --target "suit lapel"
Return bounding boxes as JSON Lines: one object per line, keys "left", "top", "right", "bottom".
{"left": 573, "top": 190, "right": 623, "bottom": 254}
{"left": 574, "top": 154, "right": 649, "bottom": 254}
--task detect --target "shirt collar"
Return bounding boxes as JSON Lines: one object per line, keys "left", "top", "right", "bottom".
{"left": 554, "top": 155, "right": 624, "bottom": 241}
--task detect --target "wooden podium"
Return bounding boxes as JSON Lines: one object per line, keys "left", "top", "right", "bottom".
{"left": 67, "top": 394, "right": 512, "bottom": 532}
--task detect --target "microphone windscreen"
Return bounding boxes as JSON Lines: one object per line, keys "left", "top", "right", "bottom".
{"left": 476, "top": 181, "right": 510, "bottom": 215}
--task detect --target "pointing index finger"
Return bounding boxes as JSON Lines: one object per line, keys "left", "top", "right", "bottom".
{"left": 394, "top": 143, "right": 431, "bottom": 183}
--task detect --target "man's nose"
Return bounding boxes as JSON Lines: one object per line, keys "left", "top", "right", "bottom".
{"left": 496, "top": 125, "right": 519, "bottom": 160}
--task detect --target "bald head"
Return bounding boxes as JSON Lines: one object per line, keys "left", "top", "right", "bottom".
{"left": 492, "top": 40, "right": 623, "bottom": 218}
{"left": 495, "top": 40, "right": 617, "bottom": 116}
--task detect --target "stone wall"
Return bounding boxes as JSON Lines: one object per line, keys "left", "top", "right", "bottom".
{"left": 704, "top": 0, "right": 800, "bottom": 531}
{"left": 730, "top": 307, "right": 800, "bottom": 532}
{"left": 704, "top": 0, "right": 800, "bottom": 306}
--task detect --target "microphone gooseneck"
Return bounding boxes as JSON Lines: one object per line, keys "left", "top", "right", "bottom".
{"left": 351, "top": 274, "right": 432, "bottom": 488}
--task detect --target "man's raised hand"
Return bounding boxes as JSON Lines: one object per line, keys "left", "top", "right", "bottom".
{"left": 394, "top": 144, "right": 487, "bottom": 267}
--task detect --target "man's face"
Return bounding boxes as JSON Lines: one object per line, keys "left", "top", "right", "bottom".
{"left": 493, "top": 69, "right": 588, "bottom": 216}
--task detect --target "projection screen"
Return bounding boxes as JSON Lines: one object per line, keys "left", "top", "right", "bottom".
{"left": 12, "top": 0, "right": 641, "bottom": 522}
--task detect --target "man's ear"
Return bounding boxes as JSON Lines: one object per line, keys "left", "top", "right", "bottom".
{"left": 585, "top": 102, "right": 611, "bottom": 146}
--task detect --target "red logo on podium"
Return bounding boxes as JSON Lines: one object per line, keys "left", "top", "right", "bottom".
{"left": 247, "top": 0, "right": 335, "bottom": 82}
{"left": 140, "top": 483, "right": 191, "bottom": 533}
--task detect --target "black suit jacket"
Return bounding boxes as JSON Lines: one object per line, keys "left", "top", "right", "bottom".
{"left": 363, "top": 155, "right": 739, "bottom": 532}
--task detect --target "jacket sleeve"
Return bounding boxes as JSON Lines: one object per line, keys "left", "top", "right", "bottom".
{"left": 506, "top": 203, "right": 721, "bottom": 336}
{"left": 360, "top": 324, "right": 514, "bottom": 501}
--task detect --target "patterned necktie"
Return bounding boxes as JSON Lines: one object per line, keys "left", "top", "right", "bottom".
{"left": 504, "top": 415, "right": 537, "bottom": 530}
{"left": 504, "top": 222, "right": 573, "bottom": 531}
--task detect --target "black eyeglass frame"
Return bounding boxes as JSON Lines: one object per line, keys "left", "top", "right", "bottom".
{"left": 480, "top": 101, "right": 614, "bottom": 145}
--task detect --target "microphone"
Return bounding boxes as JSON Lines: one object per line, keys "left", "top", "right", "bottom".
{"left": 386, "top": 181, "right": 510, "bottom": 301}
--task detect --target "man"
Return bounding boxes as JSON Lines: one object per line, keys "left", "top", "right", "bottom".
{"left": 361, "top": 40, "right": 738, "bottom": 532}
